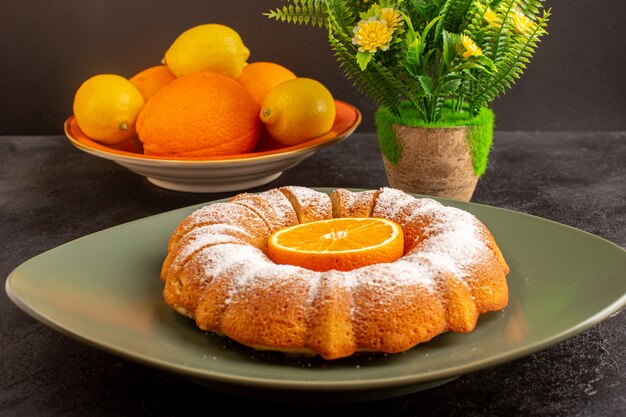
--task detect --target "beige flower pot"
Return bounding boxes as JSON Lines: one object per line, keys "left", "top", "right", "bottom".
{"left": 382, "top": 124, "right": 479, "bottom": 202}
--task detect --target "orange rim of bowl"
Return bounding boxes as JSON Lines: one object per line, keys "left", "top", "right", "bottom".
{"left": 64, "top": 100, "right": 361, "bottom": 165}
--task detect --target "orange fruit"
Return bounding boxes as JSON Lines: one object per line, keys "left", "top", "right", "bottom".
{"left": 237, "top": 62, "right": 296, "bottom": 106}
{"left": 129, "top": 65, "right": 176, "bottom": 101}
{"left": 136, "top": 71, "right": 260, "bottom": 157}
{"left": 268, "top": 218, "right": 404, "bottom": 272}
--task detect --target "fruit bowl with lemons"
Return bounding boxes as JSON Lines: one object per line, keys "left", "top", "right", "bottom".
{"left": 65, "top": 24, "right": 361, "bottom": 192}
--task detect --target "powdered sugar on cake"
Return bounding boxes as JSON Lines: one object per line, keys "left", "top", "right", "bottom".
{"left": 280, "top": 186, "right": 332, "bottom": 220}
{"left": 191, "top": 243, "right": 320, "bottom": 305}
{"left": 169, "top": 223, "right": 254, "bottom": 272}
{"left": 371, "top": 187, "right": 417, "bottom": 220}
{"left": 372, "top": 188, "right": 488, "bottom": 282}
{"left": 185, "top": 202, "right": 268, "bottom": 234}
{"left": 258, "top": 189, "right": 297, "bottom": 221}
{"left": 414, "top": 206, "right": 488, "bottom": 280}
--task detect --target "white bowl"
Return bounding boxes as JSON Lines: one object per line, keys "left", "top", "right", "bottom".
{"left": 64, "top": 100, "right": 361, "bottom": 193}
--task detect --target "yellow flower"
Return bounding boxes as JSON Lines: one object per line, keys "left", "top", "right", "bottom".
{"left": 484, "top": 8, "right": 499, "bottom": 27}
{"left": 380, "top": 8, "right": 403, "bottom": 31}
{"left": 512, "top": 11, "right": 533, "bottom": 34}
{"left": 352, "top": 18, "right": 393, "bottom": 53}
{"left": 461, "top": 34, "right": 482, "bottom": 58}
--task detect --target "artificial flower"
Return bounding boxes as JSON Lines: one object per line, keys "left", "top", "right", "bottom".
{"left": 461, "top": 34, "right": 482, "bottom": 58}
{"left": 484, "top": 8, "right": 499, "bottom": 27}
{"left": 352, "top": 18, "right": 393, "bottom": 53}
{"left": 380, "top": 7, "right": 403, "bottom": 31}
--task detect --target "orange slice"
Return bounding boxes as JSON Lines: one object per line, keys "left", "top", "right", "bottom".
{"left": 268, "top": 217, "right": 404, "bottom": 272}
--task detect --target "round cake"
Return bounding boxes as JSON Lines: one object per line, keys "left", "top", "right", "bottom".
{"left": 161, "top": 186, "right": 510, "bottom": 359}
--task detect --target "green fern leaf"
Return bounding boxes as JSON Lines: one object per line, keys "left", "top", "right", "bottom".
{"left": 468, "top": 6, "right": 550, "bottom": 115}
{"left": 265, "top": 0, "right": 328, "bottom": 27}
{"left": 325, "top": 0, "right": 356, "bottom": 33}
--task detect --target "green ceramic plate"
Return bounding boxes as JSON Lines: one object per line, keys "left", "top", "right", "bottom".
{"left": 6, "top": 190, "right": 626, "bottom": 403}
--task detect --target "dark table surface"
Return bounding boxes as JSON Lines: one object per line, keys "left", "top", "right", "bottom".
{"left": 1, "top": 132, "right": 625, "bottom": 416}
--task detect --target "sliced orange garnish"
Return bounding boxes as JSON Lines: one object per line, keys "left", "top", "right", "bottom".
{"left": 268, "top": 217, "right": 404, "bottom": 272}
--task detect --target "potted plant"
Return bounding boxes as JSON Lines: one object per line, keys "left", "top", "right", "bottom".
{"left": 267, "top": 0, "right": 550, "bottom": 201}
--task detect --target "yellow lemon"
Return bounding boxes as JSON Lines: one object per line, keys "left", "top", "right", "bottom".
{"left": 73, "top": 74, "right": 145, "bottom": 145}
{"left": 164, "top": 24, "right": 250, "bottom": 79}
{"left": 260, "top": 78, "right": 336, "bottom": 146}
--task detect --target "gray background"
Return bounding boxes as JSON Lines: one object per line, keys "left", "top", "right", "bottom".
{"left": 1, "top": 0, "right": 624, "bottom": 135}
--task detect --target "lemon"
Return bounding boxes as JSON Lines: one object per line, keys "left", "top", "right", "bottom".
{"left": 164, "top": 24, "right": 250, "bottom": 79}
{"left": 73, "top": 74, "right": 145, "bottom": 145}
{"left": 260, "top": 78, "right": 336, "bottom": 146}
